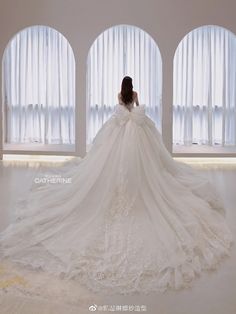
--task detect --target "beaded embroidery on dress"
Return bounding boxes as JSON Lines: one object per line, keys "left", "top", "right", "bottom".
{"left": 0, "top": 93, "right": 233, "bottom": 301}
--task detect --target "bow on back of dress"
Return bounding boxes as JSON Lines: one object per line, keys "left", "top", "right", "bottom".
{"left": 115, "top": 104, "right": 147, "bottom": 126}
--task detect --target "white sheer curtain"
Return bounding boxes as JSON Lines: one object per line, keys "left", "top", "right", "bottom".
{"left": 3, "top": 25, "right": 75, "bottom": 145}
{"left": 87, "top": 24, "right": 162, "bottom": 144}
{"left": 173, "top": 25, "right": 236, "bottom": 146}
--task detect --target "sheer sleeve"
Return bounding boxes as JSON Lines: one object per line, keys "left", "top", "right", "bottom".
{"left": 134, "top": 92, "right": 140, "bottom": 106}
{"left": 118, "top": 93, "right": 122, "bottom": 105}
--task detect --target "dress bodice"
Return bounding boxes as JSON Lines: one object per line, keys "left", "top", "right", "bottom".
{"left": 118, "top": 92, "right": 137, "bottom": 111}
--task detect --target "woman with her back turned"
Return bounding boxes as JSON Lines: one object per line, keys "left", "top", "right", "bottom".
{"left": 0, "top": 76, "right": 233, "bottom": 298}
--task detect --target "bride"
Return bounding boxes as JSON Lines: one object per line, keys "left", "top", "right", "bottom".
{"left": 0, "top": 76, "right": 233, "bottom": 296}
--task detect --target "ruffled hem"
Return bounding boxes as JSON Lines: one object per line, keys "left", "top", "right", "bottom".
{"left": 0, "top": 232, "right": 233, "bottom": 301}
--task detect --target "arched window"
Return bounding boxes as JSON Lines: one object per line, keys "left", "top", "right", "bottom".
{"left": 3, "top": 25, "right": 75, "bottom": 147}
{"left": 173, "top": 25, "right": 236, "bottom": 148}
{"left": 87, "top": 24, "right": 162, "bottom": 145}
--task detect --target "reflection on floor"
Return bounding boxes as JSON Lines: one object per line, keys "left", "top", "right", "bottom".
{"left": 0, "top": 158, "right": 235, "bottom": 314}
{"left": 173, "top": 144, "right": 236, "bottom": 157}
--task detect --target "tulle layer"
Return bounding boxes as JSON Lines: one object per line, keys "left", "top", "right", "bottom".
{"left": 0, "top": 104, "right": 233, "bottom": 300}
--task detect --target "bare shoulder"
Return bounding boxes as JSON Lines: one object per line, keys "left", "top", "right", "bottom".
{"left": 133, "top": 91, "right": 138, "bottom": 98}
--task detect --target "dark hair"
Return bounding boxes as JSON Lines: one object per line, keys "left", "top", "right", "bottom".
{"left": 121, "top": 76, "right": 133, "bottom": 105}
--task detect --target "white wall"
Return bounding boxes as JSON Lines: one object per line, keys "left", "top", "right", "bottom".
{"left": 1, "top": 0, "right": 236, "bottom": 157}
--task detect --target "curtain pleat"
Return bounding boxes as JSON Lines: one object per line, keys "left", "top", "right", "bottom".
{"left": 3, "top": 25, "right": 75, "bottom": 145}
{"left": 87, "top": 25, "right": 162, "bottom": 145}
{"left": 173, "top": 25, "right": 236, "bottom": 146}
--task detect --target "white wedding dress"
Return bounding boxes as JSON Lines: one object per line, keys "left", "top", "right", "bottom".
{"left": 0, "top": 97, "right": 233, "bottom": 297}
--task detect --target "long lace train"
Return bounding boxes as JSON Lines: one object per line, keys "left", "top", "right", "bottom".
{"left": 0, "top": 105, "right": 233, "bottom": 301}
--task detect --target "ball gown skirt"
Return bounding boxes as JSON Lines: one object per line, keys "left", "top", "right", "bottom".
{"left": 0, "top": 104, "right": 233, "bottom": 296}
